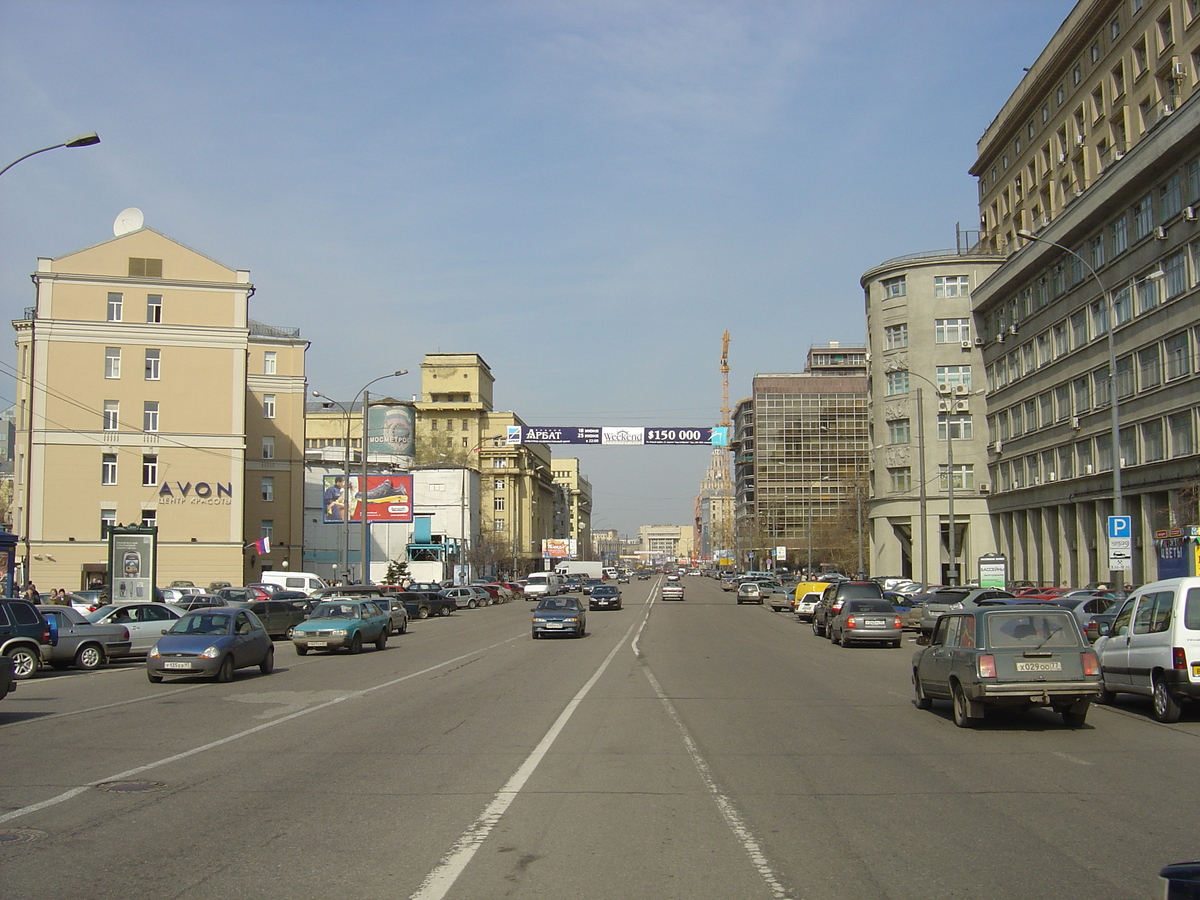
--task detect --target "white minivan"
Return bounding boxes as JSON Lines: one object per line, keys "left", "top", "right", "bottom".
{"left": 1095, "top": 577, "right": 1200, "bottom": 722}
{"left": 259, "top": 571, "right": 328, "bottom": 595}
{"left": 524, "top": 572, "right": 565, "bottom": 599}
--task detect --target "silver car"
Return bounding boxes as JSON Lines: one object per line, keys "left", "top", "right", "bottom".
{"left": 828, "top": 598, "right": 904, "bottom": 648}
{"left": 918, "top": 589, "right": 1016, "bottom": 635}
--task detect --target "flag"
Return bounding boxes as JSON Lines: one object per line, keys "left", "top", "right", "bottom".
{"left": 253, "top": 536, "right": 271, "bottom": 554}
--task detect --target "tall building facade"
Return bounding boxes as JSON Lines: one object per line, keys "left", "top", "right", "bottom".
{"left": 863, "top": 250, "right": 1004, "bottom": 585}
{"left": 696, "top": 446, "right": 734, "bottom": 565}
{"left": 730, "top": 345, "right": 868, "bottom": 575}
{"left": 972, "top": 0, "right": 1200, "bottom": 586}
{"left": 12, "top": 222, "right": 307, "bottom": 589}
{"left": 551, "top": 457, "right": 593, "bottom": 554}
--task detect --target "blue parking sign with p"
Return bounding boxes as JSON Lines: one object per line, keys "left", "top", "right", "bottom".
{"left": 1108, "top": 516, "right": 1132, "bottom": 539}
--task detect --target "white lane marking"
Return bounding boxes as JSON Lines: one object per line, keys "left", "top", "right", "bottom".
{"left": 0, "top": 635, "right": 522, "bottom": 826}
{"left": 1049, "top": 750, "right": 1092, "bottom": 765}
{"left": 409, "top": 614, "right": 647, "bottom": 900}
{"left": 634, "top": 609, "right": 794, "bottom": 899}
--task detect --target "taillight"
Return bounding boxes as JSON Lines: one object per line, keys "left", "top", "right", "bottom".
{"left": 894, "top": 616, "right": 903, "bottom": 630}
{"left": 846, "top": 615, "right": 857, "bottom": 629}
{"left": 1173, "top": 647, "right": 1187, "bottom": 670}
{"left": 1081, "top": 651, "right": 1100, "bottom": 676}
{"left": 978, "top": 654, "right": 997, "bottom": 678}
{"left": 121, "top": 626, "right": 130, "bottom": 641}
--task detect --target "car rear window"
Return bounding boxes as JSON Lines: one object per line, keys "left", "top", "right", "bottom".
{"left": 986, "top": 612, "right": 1080, "bottom": 649}
{"left": 837, "top": 583, "right": 884, "bottom": 599}
{"left": 848, "top": 600, "right": 894, "bottom": 613}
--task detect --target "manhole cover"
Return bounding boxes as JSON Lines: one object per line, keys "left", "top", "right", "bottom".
{"left": 96, "top": 780, "right": 167, "bottom": 793}
{"left": 0, "top": 828, "right": 47, "bottom": 845}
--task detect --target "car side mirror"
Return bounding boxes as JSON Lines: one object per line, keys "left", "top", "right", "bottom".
{"left": 915, "top": 634, "right": 930, "bottom": 646}
{"left": 161, "top": 629, "right": 168, "bottom": 635}
{"left": 1097, "top": 622, "right": 1111, "bottom": 637}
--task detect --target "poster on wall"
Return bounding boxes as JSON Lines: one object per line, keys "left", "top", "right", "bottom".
{"left": 366, "top": 403, "right": 416, "bottom": 466}
{"left": 330, "top": 473, "right": 415, "bottom": 524}
{"left": 108, "top": 527, "right": 157, "bottom": 602}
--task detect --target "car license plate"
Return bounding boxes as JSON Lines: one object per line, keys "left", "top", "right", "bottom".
{"left": 864, "top": 618, "right": 886, "bottom": 627}
{"left": 164, "top": 662, "right": 192, "bottom": 670}
{"left": 1193, "top": 663, "right": 1200, "bottom": 678}
{"left": 308, "top": 640, "right": 328, "bottom": 647}
{"left": 1016, "top": 660, "right": 1062, "bottom": 672}
{"left": 547, "top": 623, "right": 563, "bottom": 629}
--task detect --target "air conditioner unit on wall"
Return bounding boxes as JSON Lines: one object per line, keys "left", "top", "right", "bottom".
{"left": 1185, "top": 206, "right": 1197, "bottom": 221}
{"left": 936, "top": 383, "right": 953, "bottom": 396}
{"left": 997, "top": 333, "right": 1006, "bottom": 343}
{"left": 953, "top": 384, "right": 970, "bottom": 396}
{"left": 979, "top": 483, "right": 991, "bottom": 494}
{"left": 1047, "top": 472, "right": 1056, "bottom": 482}
{"left": 974, "top": 337, "right": 984, "bottom": 347}
{"left": 937, "top": 400, "right": 953, "bottom": 412}
{"left": 954, "top": 400, "right": 970, "bottom": 413}
{"left": 961, "top": 340, "right": 973, "bottom": 350}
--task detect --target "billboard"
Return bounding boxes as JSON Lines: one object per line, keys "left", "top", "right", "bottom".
{"left": 366, "top": 403, "right": 416, "bottom": 465}
{"left": 323, "top": 473, "right": 414, "bottom": 523}
{"left": 508, "top": 425, "right": 722, "bottom": 446}
{"left": 542, "top": 539, "right": 575, "bottom": 558}
{"left": 108, "top": 527, "right": 157, "bottom": 602}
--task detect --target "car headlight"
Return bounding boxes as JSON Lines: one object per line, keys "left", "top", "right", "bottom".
{"left": 201, "top": 646, "right": 220, "bottom": 658}
{"left": 533, "top": 617, "right": 547, "bottom": 623}
{"left": 330, "top": 629, "right": 347, "bottom": 637}
{"left": 148, "top": 646, "right": 160, "bottom": 658}
{"left": 563, "top": 617, "right": 578, "bottom": 623}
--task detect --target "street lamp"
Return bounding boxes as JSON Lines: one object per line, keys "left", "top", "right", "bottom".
{"left": 0, "top": 132, "right": 100, "bottom": 179}
{"left": 311, "top": 390, "right": 352, "bottom": 581}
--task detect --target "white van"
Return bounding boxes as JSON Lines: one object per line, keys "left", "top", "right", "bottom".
{"left": 524, "top": 572, "right": 565, "bottom": 599}
{"left": 259, "top": 571, "right": 328, "bottom": 595}
{"left": 1095, "top": 577, "right": 1200, "bottom": 722}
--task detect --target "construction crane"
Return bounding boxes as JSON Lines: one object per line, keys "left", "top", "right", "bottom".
{"left": 715, "top": 331, "right": 734, "bottom": 562}
{"left": 720, "top": 329, "right": 731, "bottom": 429}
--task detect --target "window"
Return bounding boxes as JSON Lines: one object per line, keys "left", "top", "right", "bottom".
{"left": 1163, "top": 252, "right": 1186, "bottom": 298}
{"left": 884, "top": 324, "right": 908, "bottom": 350}
{"left": 261, "top": 520, "right": 274, "bottom": 540}
{"left": 494, "top": 496, "right": 505, "bottom": 511}
{"left": 107, "top": 292, "right": 123, "bottom": 322}
{"left": 263, "top": 351, "right": 276, "bottom": 375}
{"left": 146, "top": 294, "right": 162, "bottom": 323}
{"left": 1011, "top": 403, "right": 1024, "bottom": 435}
{"left": 935, "top": 319, "right": 971, "bottom": 343}
{"left": 1042, "top": 449, "right": 1057, "bottom": 481}
{"left": 1116, "top": 355, "right": 1135, "bottom": 398}
{"left": 1093, "top": 365, "right": 1111, "bottom": 408}
{"left": 936, "top": 365, "right": 971, "bottom": 389}
{"left": 1070, "top": 310, "right": 1089, "bottom": 348}
{"left": 103, "top": 400, "right": 119, "bottom": 431}
{"left": 102, "top": 453, "right": 117, "bottom": 485}
{"left": 1162, "top": 174, "right": 1183, "bottom": 220}
{"left": 1056, "top": 384, "right": 1071, "bottom": 421}
{"left": 1073, "top": 376, "right": 1091, "bottom": 414}
{"left": 1137, "top": 274, "right": 1160, "bottom": 313}
{"left": 1023, "top": 398, "right": 1039, "bottom": 431}
{"left": 1166, "top": 333, "right": 1190, "bottom": 380}
{"left": 493, "top": 478, "right": 505, "bottom": 490}
{"left": 1112, "top": 61, "right": 1126, "bottom": 97}
{"left": 938, "top": 463, "right": 974, "bottom": 491}
{"left": 885, "top": 371, "right": 909, "bottom": 396}
{"left": 887, "top": 419, "right": 910, "bottom": 444}
{"left": 1121, "top": 426, "right": 1138, "bottom": 468}
{"left": 461, "top": 419, "right": 469, "bottom": 431}
{"left": 1037, "top": 332, "right": 1052, "bottom": 366}
{"left": 1132, "top": 196, "right": 1156, "bottom": 242}
{"left": 1139, "top": 345, "right": 1162, "bottom": 389}
{"left": 142, "top": 454, "right": 158, "bottom": 486}
{"left": 1144, "top": 419, "right": 1165, "bottom": 462}
{"left": 263, "top": 394, "right": 276, "bottom": 419}
{"left": 105, "top": 347, "right": 121, "bottom": 379}
{"left": 1059, "top": 444, "right": 1075, "bottom": 479}
{"left": 888, "top": 467, "right": 912, "bottom": 492}
{"left": 262, "top": 476, "right": 274, "bottom": 502}
{"left": 262, "top": 435, "right": 275, "bottom": 459}
{"left": 882, "top": 276, "right": 906, "bottom": 298}
{"left": 493, "top": 458, "right": 508, "bottom": 468}
{"left": 1170, "top": 411, "right": 1195, "bottom": 457}
{"left": 938, "top": 415, "right": 973, "bottom": 441}
{"left": 1053, "top": 322, "right": 1069, "bottom": 357}
{"left": 1158, "top": 10, "right": 1174, "bottom": 48}
{"left": 1113, "top": 285, "right": 1133, "bottom": 324}
{"left": 128, "top": 257, "right": 163, "bottom": 277}
{"left": 1134, "top": 36, "right": 1148, "bottom": 76}
{"left": 144, "top": 349, "right": 160, "bottom": 380}
{"left": 493, "top": 518, "right": 505, "bottom": 532}
{"left": 100, "top": 509, "right": 116, "bottom": 539}
{"left": 1111, "top": 215, "right": 1129, "bottom": 254}
{"left": 143, "top": 401, "right": 159, "bottom": 433}
{"left": 934, "top": 275, "right": 970, "bottom": 298}
{"left": 141, "top": 509, "right": 156, "bottom": 529}
{"left": 1040, "top": 392, "right": 1054, "bottom": 426}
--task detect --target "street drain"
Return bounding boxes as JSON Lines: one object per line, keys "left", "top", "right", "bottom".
{"left": 97, "top": 780, "right": 167, "bottom": 793}
{"left": 0, "top": 828, "right": 48, "bottom": 845}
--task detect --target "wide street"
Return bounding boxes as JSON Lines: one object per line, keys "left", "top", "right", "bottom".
{"left": 1, "top": 577, "right": 1194, "bottom": 899}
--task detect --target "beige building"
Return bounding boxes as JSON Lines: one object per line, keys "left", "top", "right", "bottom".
{"left": 971, "top": 0, "right": 1200, "bottom": 585}
{"left": 12, "top": 221, "right": 307, "bottom": 589}
{"left": 638, "top": 524, "right": 694, "bottom": 564}
{"left": 550, "top": 457, "right": 593, "bottom": 554}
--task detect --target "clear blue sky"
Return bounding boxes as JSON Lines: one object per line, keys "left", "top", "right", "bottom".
{"left": 0, "top": 0, "right": 1075, "bottom": 537}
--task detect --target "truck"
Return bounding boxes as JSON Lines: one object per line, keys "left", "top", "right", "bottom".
{"left": 555, "top": 561, "right": 605, "bottom": 580}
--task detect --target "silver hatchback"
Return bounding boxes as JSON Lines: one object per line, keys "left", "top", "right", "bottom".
{"left": 828, "top": 599, "right": 904, "bottom": 648}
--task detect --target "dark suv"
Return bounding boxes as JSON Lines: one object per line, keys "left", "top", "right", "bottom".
{"left": 0, "top": 597, "right": 56, "bottom": 680}
{"left": 811, "top": 581, "right": 885, "bottom": 638}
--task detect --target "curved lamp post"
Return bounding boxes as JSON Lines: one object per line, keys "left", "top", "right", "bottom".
{"left": 311, "top": 391, "right": 352, "bottom": 581}
{"left": 0, "top": 132, "right": 100, "bottom": 179}
{"left": 355, "top": 370, "right": 408, "bottom": 583}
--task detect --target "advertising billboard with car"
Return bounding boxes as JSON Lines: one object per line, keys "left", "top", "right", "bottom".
{"left": 323, "top": 474, "right": 414, "bottom": 523}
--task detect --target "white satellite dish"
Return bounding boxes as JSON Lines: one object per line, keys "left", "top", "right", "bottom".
{"left": 113, "top": 207, "right": 144, "bottom": 236}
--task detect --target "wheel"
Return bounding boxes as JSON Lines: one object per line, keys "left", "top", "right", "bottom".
{"left": 1097, "top": 685, "right": 1116, "bottom": 705}
{"left": 812, "top": 621, "right": 822, "bottom": 636}
{"left": 532, "top": 630, "right": 539, "bottom": 639}
{"left": 1062, "top": 702, "right": 1089, "bottom": 728}
{"left": 1153, "top": 675, "right": 1183, "bottom": 723}
{"left": 216, "top": 655, "right": 234, "bottom": 683}
{"left": 736, "top": 598, "right": 742, "bottom": 605}
{"left": 147, "top": 669, "right": 163, "bottom": 683}
{"left": 286, "top": 626, "right": 295, "bottom": 639}
{"left": 398, "top": 617, "right": 408, "bottom": 635}
{"left": 839, "top": 631, "right": 850, "bottom": 648}
{"left": 439, "top": 605, "right": 452, "bottom": 617}
{"left": 914, "top": 673, "right": 932, "bottom": 710}
{"left": 259, "top": 646, "right": 274, "bottom": 675}
{"left": 467, "top": 599, "right": 477, "bottom": 609}
{"left": 951, "top": 681, "right": 977, "bottom": 728}
{"left": 417, "top": 606, "right": 430, "bottom": 619}
{"left": 75, "top": 643, "right": 104, "bottom": 670}
{"left": 375, "top": 627, "right": 388, "bottom": 651}
{"left": 348, "top": 632, "right": 363, "bottom": 655}
{"left": 8, "top": 646, "right": 39, "bottom": 680}
{"left": 295, "top": 645, "right": 309, "bottom": 656}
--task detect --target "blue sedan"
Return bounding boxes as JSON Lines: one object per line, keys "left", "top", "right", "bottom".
{"left": 146, "top": 607, "right": 274, "bottom": 683}
{"left": 291, "top": 599, "right": 390, "bottom": 655}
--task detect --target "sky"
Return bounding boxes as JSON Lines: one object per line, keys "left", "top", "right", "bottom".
{"left": 0, "top": 0, "right": 1076, "bottom": 537}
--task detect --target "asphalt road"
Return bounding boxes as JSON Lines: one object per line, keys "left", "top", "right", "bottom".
{"left": 1, "top": 578, "right": 1194, "bottom": 899}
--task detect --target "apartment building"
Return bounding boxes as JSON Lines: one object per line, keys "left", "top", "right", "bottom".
{"left": 12, "top": 218, "right": 307, "bottom": 589}
{"left": 971, "top": 0, "right": 1200, "bottom": 585}
{"left": 863, "top": 250, "right": 1004, "bottom": 585}
{"left": 550, "top": 457, "right": 593, "bottom": 554}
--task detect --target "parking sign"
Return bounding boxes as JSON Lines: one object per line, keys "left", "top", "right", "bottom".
{"left": 1108, "top": 516, "right": 1132, "bottom": 571}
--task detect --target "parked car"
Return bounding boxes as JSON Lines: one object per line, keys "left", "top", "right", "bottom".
{"left": 1050, "top": 595, "right": 1119, "bottom": 634}
{"left": 811, "top": 581, "right": 886, "bottom": 637}
{"left": 85, "top": 603, "right": 186, "bottom": 657}
{"left": 887, "top": 593, "right": 927, "bottom": 631}
{"left": 589, "top": 584, "right": 622, "bottom": 610}
{"left": 37, "top": 605, "right": 131, "bottom": 670}
{"left": 291, "top": 599, "right": 390, "bottom": 655}
{"left": 216, "top": 586, "right": 270, "bottom": 604}
{"left": 1083, "top": 599, "right": 1123, "bottom": 643}
{"left": 234, "top": 599, "right": 311, "bottom": 639}
{"left": 67, "top": 590, "right": 106, "bottom": 614}
{"left": 0, "top": 598, "right": 56, "bottom": 679}
{"left": 828, "top": 599, "right": 904, "bottom": 648}
{"left": 146, "top": 607, "right": 275, "bottom": 683}
{"left": 912, "top": 606, "right": 1102, "bottom": 727}
{"left": 794, "top": 590, "right": 821, "bottom": 622}
{"left": 387, "top": 589, "right": 456, "bottom": 619}
{"left": 174, "top": 594, "right": 228, "bottom": 611}
{"left": 374, "top": 597, "right": 410, "bottom": 635}
{"left": 0, "top": 655, "right": 14, "bottom": 700}
{"left": 917, "top": 589, "right": 1017, "bottom": 635}
{"left": 736, "top": 582, "right": 765, "bottom": 605}
{"left": 661, "top": 582, "right": 685, "bottom": 601}
{"left": 1094, "top": 578, "right": 1200, "bottom": 722}
{"left": 531, "top": 596, "right": 586, "bottom": 639}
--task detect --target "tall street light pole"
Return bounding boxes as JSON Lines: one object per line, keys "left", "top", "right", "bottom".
{"left": 355, "top": 371, "right": 408, "bottom": 583}
{"left": 311, "top": 391, "right": 352, "bottom": 581}
{"left": 0, "top": 132, "right": 100, "bottom": 179}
